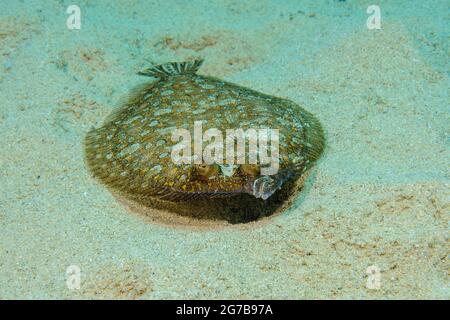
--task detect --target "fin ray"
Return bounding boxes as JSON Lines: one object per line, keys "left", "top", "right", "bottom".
{"left": 138, "top": 59, "right": 204, "bottom": 78}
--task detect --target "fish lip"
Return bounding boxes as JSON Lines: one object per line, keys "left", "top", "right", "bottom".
{"left": 245, "top": 175, "right": 284, "bottom": 200}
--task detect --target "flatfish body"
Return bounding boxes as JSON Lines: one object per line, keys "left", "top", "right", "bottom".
{"left": 85, "top": 60, "right": 324, "bottom": 224}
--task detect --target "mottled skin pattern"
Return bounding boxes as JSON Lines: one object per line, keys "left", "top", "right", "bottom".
{"left": 85, "top": 60, "right": 324, "bottom": 220}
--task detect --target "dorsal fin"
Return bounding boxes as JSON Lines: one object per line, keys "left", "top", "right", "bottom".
{"left": 138, "top": 59, "right": 204, "bottom": 78}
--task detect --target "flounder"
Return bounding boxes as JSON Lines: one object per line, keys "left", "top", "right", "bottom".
{"left": 85, "top": 59, "right": 324, "bottom": 225}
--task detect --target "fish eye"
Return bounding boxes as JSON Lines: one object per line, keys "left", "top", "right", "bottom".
{"left": 194, "top": 164, "right": 219, "bottom": 180}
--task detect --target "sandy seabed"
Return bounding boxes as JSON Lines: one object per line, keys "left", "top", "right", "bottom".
{"left": 0, "top": 0, "right": 448, "bottom": 299}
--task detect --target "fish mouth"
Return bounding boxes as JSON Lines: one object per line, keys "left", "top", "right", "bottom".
{"left": 245, "top": 175, "right": 285, "bottom": 200}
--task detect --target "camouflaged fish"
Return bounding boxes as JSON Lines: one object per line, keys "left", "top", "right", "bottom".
{"left": 85, "top": 59, "right": 324, "bottom": 221}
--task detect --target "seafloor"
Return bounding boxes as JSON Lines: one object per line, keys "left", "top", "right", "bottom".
{"left": 0, "top": 0, "right": 448, "bottom": 299}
